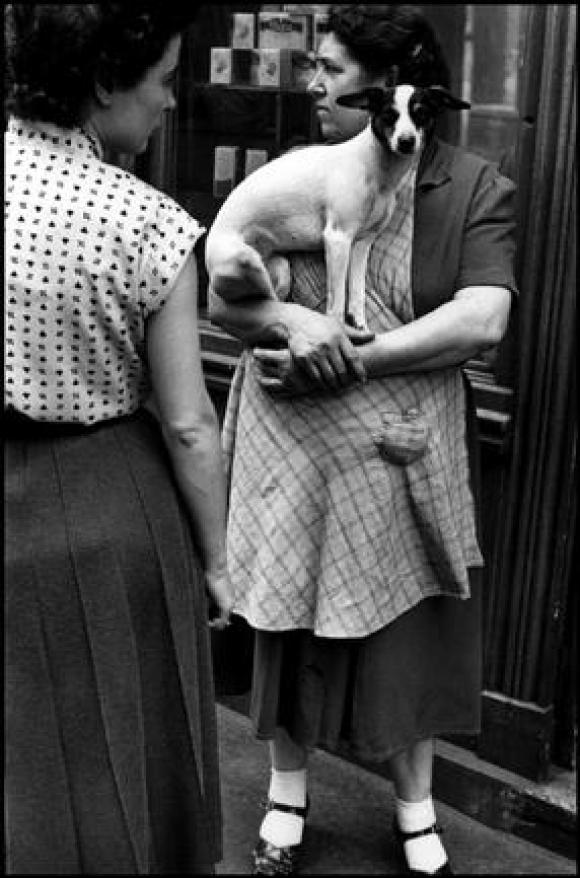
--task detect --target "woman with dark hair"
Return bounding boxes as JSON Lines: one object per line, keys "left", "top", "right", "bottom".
{"left": 209, "top": 4, "right": 517, "bottom": 875}
{"left": 5, "top": 4, "right": 232, "bottom": 873}
{"left": 325, "top": 3, "right": 451, "bottom": 87}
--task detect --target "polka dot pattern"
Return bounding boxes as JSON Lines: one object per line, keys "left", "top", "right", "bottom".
{"left": 5, "top": 116, "right": 205, "bottom": 424}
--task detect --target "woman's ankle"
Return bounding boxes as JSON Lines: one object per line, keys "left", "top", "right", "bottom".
{"left": 270, "top": 727, "right": 308, "bottom": 771}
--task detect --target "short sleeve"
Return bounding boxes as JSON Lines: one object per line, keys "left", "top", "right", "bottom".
{"left": 456, "top": 167, "right": 519, "bottom": 299}
{"left": 139, "top": 195, "right": 205, "bottom": 316}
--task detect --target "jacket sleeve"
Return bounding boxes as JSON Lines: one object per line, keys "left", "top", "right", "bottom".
{"left": 455, "top": 164, "right": 519, "bottom": 299}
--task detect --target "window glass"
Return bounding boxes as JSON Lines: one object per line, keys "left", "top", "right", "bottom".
{"left": 459, "top": 4, "right": 527, "bottom": 166}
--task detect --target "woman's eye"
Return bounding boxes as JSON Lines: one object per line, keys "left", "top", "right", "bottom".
{"left": 316, "top": 60, "right": 341, "bottom": 75}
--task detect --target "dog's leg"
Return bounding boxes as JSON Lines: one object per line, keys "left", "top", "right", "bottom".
{"left": 323, "top": 224, "right": 353, "bottom": 322}
{"left": 346, "top": 236, "right": 373, "bottom": 331}
{"left": 206, "top": 233, "right": 277, "bottom": 303}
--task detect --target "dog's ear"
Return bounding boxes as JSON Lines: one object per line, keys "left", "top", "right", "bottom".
{"left": 426, "top": 85, "right": 471, "bottom": 111}
{"left": 336, "top": 87, "right": 386, "bottom": 114}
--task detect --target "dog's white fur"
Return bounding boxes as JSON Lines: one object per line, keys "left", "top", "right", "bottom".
{"left": 387, "top": 83, "right": 425, "bottom": 155}
{"left": 205, "top": 85, "right": 424, "bottom": 331}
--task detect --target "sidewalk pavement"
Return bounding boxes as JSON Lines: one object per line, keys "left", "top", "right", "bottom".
{"left": 215, "top": 704, "right": 576, "bottom": 876}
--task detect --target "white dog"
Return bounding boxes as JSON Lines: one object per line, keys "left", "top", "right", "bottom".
{"left": 205, "top": 84, "right": 469, "bottom": 330}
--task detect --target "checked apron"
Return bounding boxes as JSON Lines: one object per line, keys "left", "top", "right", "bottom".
{"left": 222, "top": 165, "right": 482, "bottom": 640}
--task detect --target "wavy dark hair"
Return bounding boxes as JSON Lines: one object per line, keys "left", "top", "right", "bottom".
{"left": 327, "top": 4, "right": 450, "bottom": 89}
{"left": 4, "top": 3, "right": 198, "bottom": 127}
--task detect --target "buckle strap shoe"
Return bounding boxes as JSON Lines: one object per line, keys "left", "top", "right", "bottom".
{"left": 393, "top": 818, "right": 454, "bottom": 874}
{"left": 252, "top": 797, "right": 310, "bottom": 875}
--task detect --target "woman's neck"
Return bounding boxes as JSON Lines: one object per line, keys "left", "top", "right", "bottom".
{"left": 80, "top": 114, "right": 106, "bottom": 159}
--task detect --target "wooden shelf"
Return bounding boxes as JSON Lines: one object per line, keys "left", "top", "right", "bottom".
{"left": 190, "top": 81, "right": 314, "bottom": 96}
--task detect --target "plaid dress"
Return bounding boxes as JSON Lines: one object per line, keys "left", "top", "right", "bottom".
{"left": 223, "top": 166, "right": 482, "bottom": 639}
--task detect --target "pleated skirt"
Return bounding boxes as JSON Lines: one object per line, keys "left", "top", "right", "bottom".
{"left": 5, "top": 409, "right": 221, "bottom": 874}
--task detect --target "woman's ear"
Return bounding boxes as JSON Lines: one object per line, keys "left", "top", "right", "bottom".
{"left": 94, "top": 80, "right": 113, "bottom": 108}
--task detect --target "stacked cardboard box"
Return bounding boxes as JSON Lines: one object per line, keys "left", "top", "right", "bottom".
{"left": 213, "top": 143, "right": 269, "bottom": 196}
{"left": 209, "top": 10, "right": 328, "bottom": 89}
{"left": 210, "top": 9, "right": 329, "bottom": 193}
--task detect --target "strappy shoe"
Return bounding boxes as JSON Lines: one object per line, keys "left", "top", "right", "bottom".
{"left": 252, "top": 797, "right": 310, "bottom": 875}
{"left": 392, "top": 818, "right": 454, "bottom": 875}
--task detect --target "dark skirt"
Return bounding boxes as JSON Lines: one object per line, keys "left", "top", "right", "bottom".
{"left": 4, "top": 409, "right": 221, "bottom": 874}
{"left": 249, "top": 570, "right": 482, "bottom": 763}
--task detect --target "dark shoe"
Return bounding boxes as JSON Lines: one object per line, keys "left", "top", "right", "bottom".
{"left": 252, "top": 797, "right": 310, "bottom": 875}
{"left": 392, "top": 818, "right": 454, "bottom": 875}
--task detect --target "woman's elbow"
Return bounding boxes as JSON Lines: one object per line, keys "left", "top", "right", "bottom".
{"left": 478, "top": 311, "right": 508, "bottom": 348}
{"left": 483, "top": 295, "right": 511, "bottom": 346}
{"left": 457, "top": 286, "right": 511, "bottom": 349}
{"left": 162, "top": 407, "right": 220, "bottom": 451}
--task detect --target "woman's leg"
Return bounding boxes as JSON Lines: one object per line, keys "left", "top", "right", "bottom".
{"left": 388, "top": 738, "right": 434, "bottom": 801}
{"left": 254, "top": 727, "right": 309, "bottom": 872}
{"left": 388, "top": 738, "right": 450, "bottom": 874}
{"left": 270, "top": 726, "right": 308, "bottom": 772}
{"left": 260, "top": 727, "right": 308, "bottom": 843}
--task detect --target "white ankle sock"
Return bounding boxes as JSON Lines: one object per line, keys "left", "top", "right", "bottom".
{"left": 269, "top": 767, "right": 307, "bottom": 808}
{"left": 259, "top": 768, "right": 307, "bottom": 848}
{"left": 395, "top": 796, "right": 448, "bottom": 874}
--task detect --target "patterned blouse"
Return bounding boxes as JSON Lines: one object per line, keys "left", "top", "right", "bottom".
{"left": 5, "top": 116, "right": 204, "bottom": 423}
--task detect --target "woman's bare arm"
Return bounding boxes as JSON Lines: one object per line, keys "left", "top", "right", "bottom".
{"left": 359, "top": 285, "right": 512, "bottom": 376}
{"left": 252, "top": 285, "right": 512, "bottom": 393}
{"left": 147, "top": 253, "right": 232, "bottom": 624}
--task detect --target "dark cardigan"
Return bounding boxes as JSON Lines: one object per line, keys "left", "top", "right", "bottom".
{"left": 411, "top": 136, "right": 518, "bottom": 524}
{"left": 413, "top": 136, "right": 518, "bottom": 317}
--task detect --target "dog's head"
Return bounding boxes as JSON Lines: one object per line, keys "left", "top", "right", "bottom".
{"left": 336, "top": 84, "right": 470, "bottom": 156}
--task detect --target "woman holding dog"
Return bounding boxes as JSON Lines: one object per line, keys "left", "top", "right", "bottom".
{"left": 5, "top": 4, "right": 233, "bottom": 873}
{"left": 209, "top": 4, "right": 517, "bottom": 876}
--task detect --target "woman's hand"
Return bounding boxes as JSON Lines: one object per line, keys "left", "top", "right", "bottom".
{"left": 206, "top": 566, "right": 234, "bottom": 630}
{"left": 254, "top": 346, "right": 319, "bottom": 396}
{"left": 254, "top": 321, "right": 372, "bottom": 396}
{"left": 284, "top": 310, "right": 374, "bottom": 391}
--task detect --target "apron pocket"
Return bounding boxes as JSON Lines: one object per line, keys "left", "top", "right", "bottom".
{"left": 374, "top": 408, "right": 470, "bottom": 597}
{"left": 372, "top": 408, "right": 429, "bottom": 465}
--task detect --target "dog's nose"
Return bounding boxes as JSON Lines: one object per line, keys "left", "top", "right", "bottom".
{"left": 397, "top": 135, "right": 416, "bottom": 154}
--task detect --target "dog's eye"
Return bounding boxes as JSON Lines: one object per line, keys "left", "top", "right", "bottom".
{"left": 411, "top": 104, "right": 431, "bottom": 126}
{"left": 382, "top": 109, "right": 399, "bottom": 127}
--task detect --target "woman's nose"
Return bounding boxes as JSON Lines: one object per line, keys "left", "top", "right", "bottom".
{"left": 307, "top": 70, "right": 325, "bottom": 96}
{"left": 306, "top": 65, "right": 324, "bottom": 95}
